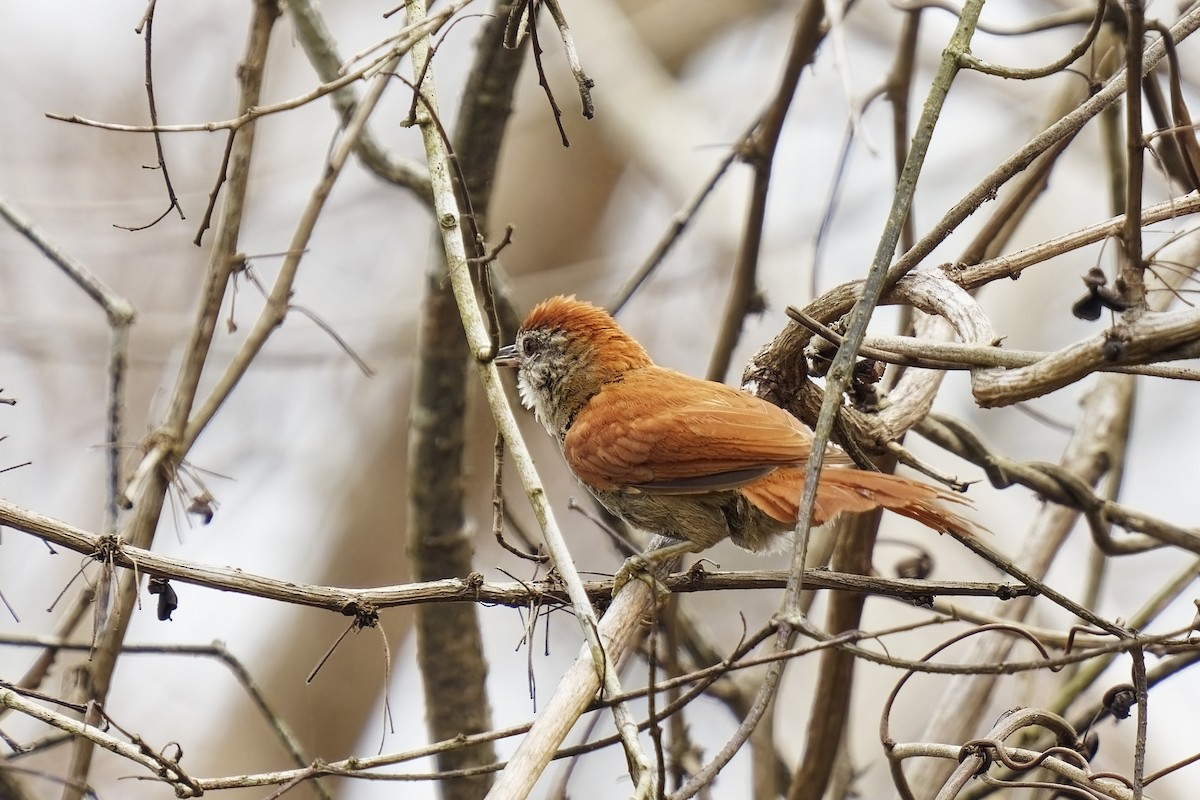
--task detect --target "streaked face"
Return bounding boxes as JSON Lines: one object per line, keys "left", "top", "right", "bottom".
{"left": 500, "top": 326, "right": 575, "bottom": 435}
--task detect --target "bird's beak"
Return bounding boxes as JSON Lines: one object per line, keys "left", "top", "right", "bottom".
{"left": 494, "top": 344, "right": 520, "bottom": 368}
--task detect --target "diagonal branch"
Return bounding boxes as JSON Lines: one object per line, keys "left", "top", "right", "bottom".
{"left": 402, "top": 0, "right": 653, "bottom": 794}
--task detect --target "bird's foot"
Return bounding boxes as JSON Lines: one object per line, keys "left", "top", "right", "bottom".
{"left": 612, "top": 555, "right": 670, "bottom": 599}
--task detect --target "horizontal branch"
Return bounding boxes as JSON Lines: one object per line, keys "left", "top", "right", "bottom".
{"left": 0, "top": 498, "right": 1033, "bottom": 615}
{"left": 3, "top": 617, "right": 1183, "bottom": 796}
{"left": 971, "top": 305, "right": 1200, "bottom": 406}
{"left": 791, "top": 308, "right": 1200, "bottom": 381}
{"left": 793, "top": 255, "right": 1200, "bottom": 410}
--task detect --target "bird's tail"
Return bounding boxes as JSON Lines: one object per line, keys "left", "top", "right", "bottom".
{"left": 741, "top": 466, "right": 983, "bottom": 537}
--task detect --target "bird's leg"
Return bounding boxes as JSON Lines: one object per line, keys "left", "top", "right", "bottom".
{"left": 612, "top": 539, "right": 703, "bottom": 598}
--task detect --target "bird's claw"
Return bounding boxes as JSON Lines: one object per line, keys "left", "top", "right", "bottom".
{"left": 612, "top": 555, "right": 670, "bottom": 599}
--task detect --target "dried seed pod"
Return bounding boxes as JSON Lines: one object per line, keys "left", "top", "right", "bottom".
{"left": 1102, "top": 683, "right": 1136, "bottom": 719}
{"left": 148, "top": 577, "right": 179, "bottom": 622}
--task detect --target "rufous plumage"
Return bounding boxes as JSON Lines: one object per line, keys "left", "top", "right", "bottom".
{"left": 497, "top": 295, "right": 978, "bottom": 563}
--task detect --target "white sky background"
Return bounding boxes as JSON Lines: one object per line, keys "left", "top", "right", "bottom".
{"left": 2, "top": 1, "right": 1200, "bottom": 798}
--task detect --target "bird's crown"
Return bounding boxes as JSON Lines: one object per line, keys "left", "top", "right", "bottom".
{"left": 519, "top": 295, "right": 652, "bottom": 373}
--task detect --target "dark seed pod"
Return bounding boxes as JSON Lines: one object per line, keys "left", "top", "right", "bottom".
{"left": 1102, "top": 683, "right": 1136, "bottom": 720}
{"left": 148, "top": 577, "right": 179, "bottom": 622}
{"left": 1072, "top": 293, "right": 1104, "bottom": 321}
{"left": 1072, "top": 267, "right": 1130, "bottom": 320}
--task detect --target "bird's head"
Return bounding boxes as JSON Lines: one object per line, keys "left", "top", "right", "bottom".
{"left": 495, "top": 295, "right": 652, "bottom": 438}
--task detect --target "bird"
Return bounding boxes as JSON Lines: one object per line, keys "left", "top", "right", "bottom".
{"left": 495, "top": 295, "right": 979, "bottom": 583}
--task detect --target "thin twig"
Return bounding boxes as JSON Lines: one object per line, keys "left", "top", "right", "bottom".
{"left": 176, "top": 35, "right": 399, "bottom": 456}
{"left": 541, "top": 0, "right": 595, "bottom": 119}
{"left": 609, "top": 142, "right": 744, "bottom": 314}
{"left": 788, "top": 306, "right": 1200, "bottom": 379}
{"left": 958, "top": 0, "right": 1105, "bottom": 80}
{"left": 885, "top": 7, "right": 1200, "bottom": 289}
{"left": 286, "top": 0, "right": 433, "bottom": 201}
{"left": 116, "top": 0, "right": 186, "bottom": 232}
{"left": 44, "top": 5, "right": 466, "bottom": 137}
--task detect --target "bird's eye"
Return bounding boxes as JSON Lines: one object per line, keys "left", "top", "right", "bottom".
{"left": 522, "top": 337, "right": 537, "bottom": 357}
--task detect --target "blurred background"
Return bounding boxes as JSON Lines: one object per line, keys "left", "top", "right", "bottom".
{"left": 2, "top": 1, "right": 1200, "bottom": 798}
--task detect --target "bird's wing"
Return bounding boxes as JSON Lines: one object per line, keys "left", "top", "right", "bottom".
{"left": 563, "top": 367, "right": 839, "bottom": 493}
